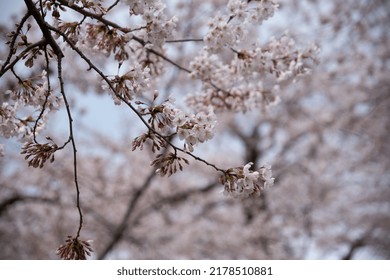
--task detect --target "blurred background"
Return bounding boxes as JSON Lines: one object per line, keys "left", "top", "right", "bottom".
{"left": 0, "top": 0, "right": 389, "bottom": 259}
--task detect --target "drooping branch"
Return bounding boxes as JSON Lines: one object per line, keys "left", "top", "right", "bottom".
{"left": 56, "top": 53, "right": 83, "bottom": 238}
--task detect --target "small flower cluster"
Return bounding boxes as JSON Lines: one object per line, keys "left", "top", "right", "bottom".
{"left": 12, "top": 83, "right": 61, "bottom": 111}
{"left": 1, "top": 102, "right": 47, "bottom": 141}
{"left": 127, "top": 0, "right": 177, "bottom": 47}
{"left": 229, "top": 0, "right": 278, "bottom": 24}
{"left": 83, "top": 24, "right": 129, "bottom": 62}
{"left": 20, "top": 139, "right": 58, "bottom": 168}
{"left": 57, "top": 21, "right": 81, "bottom": 44}
{"left": 8, "top": 71, "right": 62, "bottom": 110}
{"left": 132, "top": 131, "right": 166, "bottom": 153}
{"left": 220, "top": 162, "right": 274, "bottom": 199}
{"left": 0, "top": 102, "right": 19, "bottom": 139}
{"left": 189, "top": 51, "right": 230, "bottom": 82}
{"left": 56, "top": 236, "right": 93, "bottom": 260}
{"left": 131, "top": 97, "right": 217, "bottom": 177}
{"left": 127, "top": 0, "right": 161, "bottom": 15}
{"left": 234, "top": 35, "right": 320, "bottom": 83}
{"left": 164, "top": 104, "right": 217, "bottom": 152}
{"left": 134, "top": 96, "right": 217, "bottom": 153}
{"left": 102, "top": 63, "right": 151, "bottom": 105}
{"left": 66, "top": 0, "right": 106, "bottom": 14}
{"left": 0, "top": 70, "right": 61, "bottom": 148}
{"left": 204, "top": 0, "right": 278, "bottom": 51}
{"left": 151, "top": 152, "right": 189, "bottom": 177}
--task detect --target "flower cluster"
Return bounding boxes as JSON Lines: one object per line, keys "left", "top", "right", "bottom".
{"left": 187, "top": 35, "right": 319, "bottom": 112}
{"left": 234, "top": 35, "right": 320, "bottom": 83}
{"left": 83, "top": 24, "right": 129, "bottom": 62}
{"left": 7, "top": 71, "right": 62, "bottom": 110}
{"left": 66, "top": 0, "right": 106, "bottom": 14}
{"left": 56, "top": 236, "right": 93, "bottom": 260}
{"left": 132, "top": 131, "right": 166, "bottom": 153}
{"left": 20, "top": 140, "right": 58, "bottom": 168}
{"left": 151, "top": 152, "right": 189, "bottom": 177}
{"left": 127, "top": 0, "right": 177, "bottom": 47}
{"left": 220, "top": 162, "right": 274, "bottom": 199}
{"left": 163, "top": 104, "right": 217, "bottom": 152}
{"left": 134, "top": 97, "right": 217, "bottom": 152}
{"left": 0, "top": 70, "right": 61, "bottom": 147}
{"left": 57, "top": 21, "right": 81, "bottom": 44}
{"left": 204, "top": 0, "right": 278, "bottom": 51}
{"left": 0, "top": 102, "right": 19, "bottom": 139}
{"left": 102, "top": 63, "right": 151, "bottom": 104}
{"left": 1, "top": 101, "right": 47, "bottom": 141}
{"left": 12, "top": 82, "right": 61, "bottom": 111}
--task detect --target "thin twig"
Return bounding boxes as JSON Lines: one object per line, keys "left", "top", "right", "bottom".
{"left": 10, "top": 68, "right": 24, "bottom": 84}
{"left": 0, "top": 40, "right": 46, "bottom": 78}
{"left": 57, "top": 55, "right": 83, "bottom": 238}
{"left": 0, "top": 11, "right": 31, "bottom": 75}
{"left": 165, "top": 38, "right": 204, "bottom": 43}
{"left": 147, "top": 48, "right": 191, "bottom": 73}
{"left": 107, "top": 0, "right": 120, "bottom": 12}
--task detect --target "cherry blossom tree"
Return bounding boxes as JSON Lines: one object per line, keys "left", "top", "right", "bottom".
{"left": 1, "top": 0, "right": 389, "bottom": 259}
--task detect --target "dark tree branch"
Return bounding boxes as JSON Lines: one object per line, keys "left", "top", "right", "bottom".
{"left": 0, "top": 194, "right": 56, "bottom": 216}
{"left": 24, "top": 0, "right": 64, "bottom": 58}
{"left": 341, "top": 236, "right": 367, "bottom": 260}
{"left": 98, "top": 169, "right": 157, "bottom": 259}
{"left": 132, "top": 182, "right": 218, "bottom": 224}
